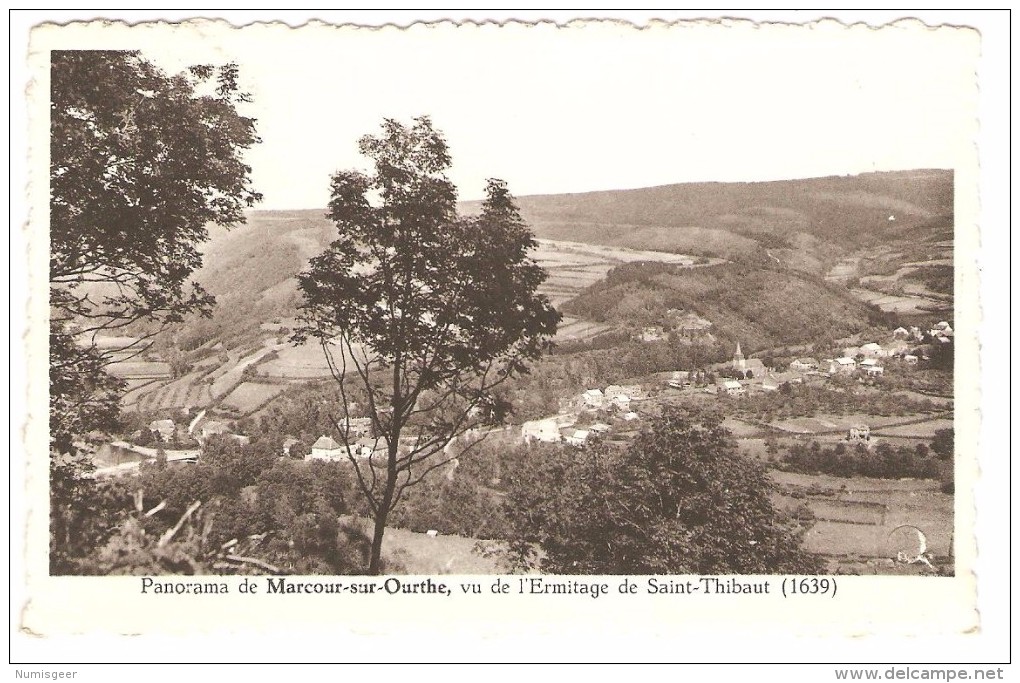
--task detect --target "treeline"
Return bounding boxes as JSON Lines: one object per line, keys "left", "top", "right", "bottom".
{"left": 777, "top": 441, "right": 943, "bottom": 481}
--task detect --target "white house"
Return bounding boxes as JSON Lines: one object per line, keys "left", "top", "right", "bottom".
{"left": 522, "top": 418, "right": 562, "bottom": 443}
{"left": 893, "top": 326, "right": 910, "bottom": 340}
{"left": 308, "top": 435, "right": 345, "bottom": 461}
{"left": 622, "top": 411, "right": 640, "bottom": 421}
{"left": 903, "top": 354, "right": 920, "bottom": 365}
{"left": 581, "top": 389, "right": 605, "bottom": 408}
{"left": 723, "top": 380, "right": 745, "bottom": 396}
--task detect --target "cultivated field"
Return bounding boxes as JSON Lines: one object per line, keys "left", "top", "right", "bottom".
{"left": 260, "top": 341, "right": 343, "bottom": 379}
{"left": 533, "top": 238, "right": 708, "bottom": 308}
{"left": 772, "top": 470, "right": 953, "bottom": 570}
{"left": 221, "top": 382, "right": 286, "bottom": 414}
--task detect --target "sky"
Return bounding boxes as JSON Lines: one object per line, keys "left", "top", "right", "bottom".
{"left": 29, "top": 12, "right": 981, "bottom": 209}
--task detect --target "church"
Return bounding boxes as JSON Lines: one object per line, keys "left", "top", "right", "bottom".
{"left": 732, "top": 342, "right": 766, "bottom": 377}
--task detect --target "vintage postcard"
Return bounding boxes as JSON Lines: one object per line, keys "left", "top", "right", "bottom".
{"left": 12, "top": 11, "right": 1004, "bottom": 662}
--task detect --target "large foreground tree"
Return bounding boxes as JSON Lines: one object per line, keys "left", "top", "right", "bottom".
{"left": 505, "top": 406, "right": 823, "bottom": 574}
{"left": 297, "top": 116, "right": 559, "bottom": 574}
{"left": 49, "top": 51, "right": 260, "bottom": 571}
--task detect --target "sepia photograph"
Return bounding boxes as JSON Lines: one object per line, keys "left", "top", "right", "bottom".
{"left": 11, "top": 10, "right": 1009, "bottom": 667}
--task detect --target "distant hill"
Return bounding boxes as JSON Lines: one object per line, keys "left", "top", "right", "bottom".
{"left": 562, "top": 260, "right": 884, "bottom": 353}
{"left": 159, "top": 169, "right": 950, "bottom": 352}
{"left": 461, "top": 169, "right": 953, "bottom": 270}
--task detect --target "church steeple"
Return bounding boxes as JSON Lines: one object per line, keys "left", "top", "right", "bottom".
{"left": 733, "top": 341, "right": 745, "bottom": 371}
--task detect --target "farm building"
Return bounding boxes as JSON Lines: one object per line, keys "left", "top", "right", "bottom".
{"left": 522, "top": 418, "right": 562, "bottom": 443}
{"left": 308, "top": 435, "right": 345, "bottom": 461}
{"left": 789, "top": 357, "right": 819, "bottom": 372}
{"left": 860, "top": 359, "right": 884, "bottom": 376}
{"left": 148, "top": 419, "right": 176, "bottom": 441}
{"left": 848, "top": 424, "right": 871, "bottom": 443}
{"left": 829, "top": 357, "right": 857, "bottom": 374}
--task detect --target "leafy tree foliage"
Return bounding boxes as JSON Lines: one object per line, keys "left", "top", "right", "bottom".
{"left": 297, "top": 117, "right": 558, "bottom": 573}
{"left": 48, "top": 50, "right": 260, "bottom": 571}
{"left": 504, "top": 406, "right": 822, "bottom": 574}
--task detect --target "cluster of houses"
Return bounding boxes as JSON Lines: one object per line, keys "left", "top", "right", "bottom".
{"left": 521, "top": 384, "right": 645, "bottom": 447}
{"left": 144, "top": 415, "right": 249, "bottom": 446}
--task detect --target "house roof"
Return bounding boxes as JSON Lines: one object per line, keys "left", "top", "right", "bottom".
{"left": 861, "top": 342, "right": 882, "bottom": 351}
{"left": 794, "top": 357, "right": 819, "bottom": 365}
{"left": 312, "top": 435, "right": 342, "bottom": 450}
{"left": 859, "top": 358, "right": 878, "bottom": 366}
{"left": 150, "top": 419, "right": 175, "bottom": 430}
{"left": 835, "top": 357, "right": 856, "bottom": 365}
{"left": 724, "top": 380, "right": 743, "bottom": 389}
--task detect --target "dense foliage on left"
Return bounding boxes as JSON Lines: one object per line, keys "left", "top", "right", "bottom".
{"left": 49, "top": 51, "right": 261, "bottom": 573}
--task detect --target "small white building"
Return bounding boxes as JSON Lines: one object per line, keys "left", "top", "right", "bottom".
{"left": 723, "top": 380, "right": 745, "bottom": 395}
{"left": 563, "top": 429, "right": 589, "bottom": 447}
{"left": 589, "top": 422, "right": 611, "bottom": 434}
{"left": 892, "top": 327, "right": 910, "bottom": 340}
{"left": 308, "top": 435, "right": 345, "bottom": 462}
{"left": 903, "top": 354, "right": 919, "bottom": 365}
{"left": 623, "top": 411, "right": 640, "bottom": 421}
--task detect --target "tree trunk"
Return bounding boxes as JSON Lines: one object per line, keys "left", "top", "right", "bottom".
{"left": 367, "top": 447, "right": 399, "bottom": 575}
{"left": 368, "top": 508, "right": 388, "bottom": 575}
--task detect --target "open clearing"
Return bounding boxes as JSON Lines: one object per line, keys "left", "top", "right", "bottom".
{"left": 380, "top": 526, "right": 504, "bottom": 574}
